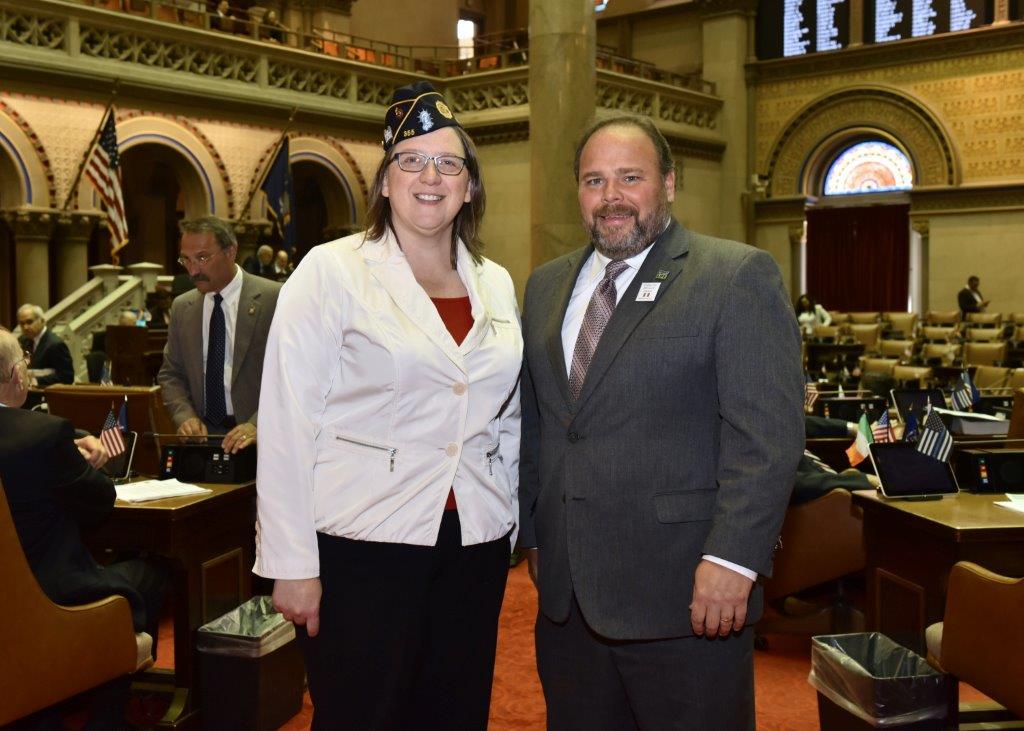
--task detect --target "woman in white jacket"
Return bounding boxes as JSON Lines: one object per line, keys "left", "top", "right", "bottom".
{"left": 254, "top": 81, "right": 522, "bottom": 730}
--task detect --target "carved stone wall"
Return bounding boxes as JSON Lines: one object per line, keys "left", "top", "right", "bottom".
{"left": 764, "top": 87, "right": 956, "bottom": 197}
{"left": 754, "top": 43, "right": 1024, "bottom": 193}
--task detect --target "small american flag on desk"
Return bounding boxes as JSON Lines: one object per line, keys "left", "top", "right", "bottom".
{"left": 100, "top": 398, "right": 127, "bottom": 458}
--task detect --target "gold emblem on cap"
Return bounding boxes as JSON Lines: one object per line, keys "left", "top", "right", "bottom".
{"left": 394, "top": 107, "right": 405, "bottom": 119}
{"left": 435, "top": 100, "right": 453, "bottom": 119}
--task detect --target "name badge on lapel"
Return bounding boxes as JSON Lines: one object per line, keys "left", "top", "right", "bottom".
{"left": 636, "top": 282, "right": 661, "bottom": 302}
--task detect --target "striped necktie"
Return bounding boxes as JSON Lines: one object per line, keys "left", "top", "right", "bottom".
{"left": 569, "top": 260, "right": 630, "bottom": 401}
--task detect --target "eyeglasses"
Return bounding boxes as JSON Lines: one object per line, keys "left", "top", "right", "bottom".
{"left": 177, "top": 249, "right": 226, "bottom": 269}
{"left": 390, "top": 152, "right": 467, "bottom": 176}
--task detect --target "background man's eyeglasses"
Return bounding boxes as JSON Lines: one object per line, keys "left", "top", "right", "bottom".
{"left": 390, "top": 152, "right": 467, "bottom": 176}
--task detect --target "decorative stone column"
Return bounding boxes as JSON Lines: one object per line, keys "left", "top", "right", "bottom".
{"left": 699, "top": 0, "right": 758, "bottom": 244}
{"left": 5, "top": 209, "right": 58, "bottom": 308}
{"left": 54, "top": 213, "right": 100, "bottom": 300}
{"left": 529, "top": 0, "right": 596, "bottom": 266}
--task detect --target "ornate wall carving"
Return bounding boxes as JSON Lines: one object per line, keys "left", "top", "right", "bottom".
{"left": 0, "top": 98, "right": 56, "bottom": 207}
{"left": 764, "top": 88, "right": 956, "bottom": 197}
{"left": 754, "top": 44, "right": 1024, "bottom": 188}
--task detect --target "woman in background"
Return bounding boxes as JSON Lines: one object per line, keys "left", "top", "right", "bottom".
{"left": 796, "top": 293, "right": 832, "bottom": 337}
{"left": 254, "top": 81, "right": 522, "bottom": 730}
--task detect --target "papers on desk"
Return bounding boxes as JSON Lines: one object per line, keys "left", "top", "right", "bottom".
{"left": 115, "top": 478, "right": 212, "bottom": 503}
{"left": 995, "top": 493, "right": 1024, "bottom": 514}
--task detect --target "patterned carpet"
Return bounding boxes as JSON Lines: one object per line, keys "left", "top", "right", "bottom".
{"left": 152, "top": 562, "right": 986, "bottom": 729}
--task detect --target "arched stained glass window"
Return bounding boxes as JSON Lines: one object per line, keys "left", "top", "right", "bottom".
{"left": 823, "top": 140, "right": 913, "bottom": 195}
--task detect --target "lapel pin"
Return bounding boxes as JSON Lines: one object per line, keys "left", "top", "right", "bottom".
{"left": 655, "top": 270, "right": 669, "bottom": 280}
{"left": 248, "top": 305, "right": 256, "bottom": 316}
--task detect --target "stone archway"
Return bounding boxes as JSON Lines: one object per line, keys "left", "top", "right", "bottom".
{"left": 764, "top": 87, "right": 958, "bottom": 198}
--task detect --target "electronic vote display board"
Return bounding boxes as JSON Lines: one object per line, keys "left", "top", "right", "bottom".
{"left": 757, "top": 0, "right": 994, "bottom": 59}
{"left": 864, "top": 0, "right": 991, "bottom": 43}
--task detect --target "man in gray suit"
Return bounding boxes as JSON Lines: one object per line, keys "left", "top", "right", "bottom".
{"left": 158, "top": 217, "right": 281, "bottom": 454}
{"left": 518, "top": 115, "right": 804, "bottom": 729}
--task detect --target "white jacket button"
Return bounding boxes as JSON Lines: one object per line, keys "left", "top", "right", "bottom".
{"left": 445, "top": 443, "right": 458, "bottom": 457}
{"left": 452, "top": 382, "right": 467, "bottom": 395}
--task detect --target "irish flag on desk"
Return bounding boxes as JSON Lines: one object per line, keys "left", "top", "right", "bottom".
{"left": 846, "top": 412, "right": 873, "bottom": 467}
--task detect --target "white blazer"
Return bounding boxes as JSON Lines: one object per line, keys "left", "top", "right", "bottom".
{"left": 253, "top": 231, "right": 523, "bottom": 580}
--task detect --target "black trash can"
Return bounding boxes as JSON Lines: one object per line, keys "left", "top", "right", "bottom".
{"left": 197, "top": 596, "right": 305, "bottom": 730}
{"left": 808, "top": 633, "right": 952, "bottom": 729}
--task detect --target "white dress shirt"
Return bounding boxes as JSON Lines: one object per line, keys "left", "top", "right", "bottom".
{"left": 561, "top": 244, "right": 757, "bottom": 582}
{"left": 201, "top": 264, "right": 243, "bottom": 418}
{"left": 254, "top": 232, "right": 522, "bottom": 580}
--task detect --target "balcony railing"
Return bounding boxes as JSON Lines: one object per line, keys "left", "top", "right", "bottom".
{"left": 69, "top": 0, "right": 713, "bottom": 93}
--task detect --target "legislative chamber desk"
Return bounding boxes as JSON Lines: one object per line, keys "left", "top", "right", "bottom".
{"left": 852, "top": 490, "right": 1024, "bottom": 655}
{"left": 86, "top": 479, "right": 257, "bottom": 729}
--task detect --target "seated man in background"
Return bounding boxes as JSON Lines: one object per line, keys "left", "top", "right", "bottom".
{"left": 0, "top": 328, "right": 164, "bottom": 727}
{"left": 17, "top": 303, "right": 74, "bottom": 388}
{"left": 242, "top": 243, "right": 274, "bottom": 278}
{"left": 796, "top": 415, "right": 878, "bottom": 504}
{"left": 272, "top": 248, "right": 293, "bottom": 281}
{"left": 159, "top": 216, "right": 281, "bottom": 453}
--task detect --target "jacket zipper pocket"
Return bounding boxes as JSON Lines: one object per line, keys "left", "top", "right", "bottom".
{"left": 335, "top": 435, "right": 398, "bottom": 472}
{"left": 486, "top": 445, "right": 503, "bottom": 475}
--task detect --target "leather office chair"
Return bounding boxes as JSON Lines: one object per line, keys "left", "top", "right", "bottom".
{"left": 1011, "top": 371, "right": 1024, "bottom": 391}
{"left": 848, "top": 312, "right": 880, "bottom": 325}
{"left": 1015, "top": 325, "right": 1024, "bottom": 348}
{"left": 926, "top": 310, "right": 961, "bottom": 326}
{"left": 965, "top": 327, "right": 1005, "bottom": 342}
{"left": 892, "top": 365, "right": 933, "bottom": 388}
{"left": 921, "top": 342, "right": 960, "bottom": 365}
{"left": 973, "top": 365, "right": 1011, "bottom": 392}
{"left": 922, "top": 326, "right": 959, "bottom": 343}
{"left": 0, "top": 478, "right": 143, "bottom": 726}
{"left": 848, "top": 323, "right": 882, "bottom": 352}
{"left": 813, "top": 324, "right": 842, "bottom": 341}
{"left": 860, "top": 357, "right": 897, "bottom": 376}
{"left": 883, "top": 312, "right": 918, "bottom": 339}
{"left": 757, "top": 489, "right": 866, "bottom": 642}
{"left": 965, "top": 312, "right": 1002, "bottom": 328}
{"left": 880, "top": 338, "right": 918, "bottom": 360}
{"left": 828, "top": 311, "right": 850, "bottom": 324}
{"left": 926, "top": 561, "right": 1024, "bottom": 724}
{"left": 964, "top": 342, "right": 1007, "bottom": 367}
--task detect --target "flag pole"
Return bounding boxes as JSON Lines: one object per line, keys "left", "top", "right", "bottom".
{"left": 239, "top": 106, "right": 299, "bottom": 222}
{"left": 62, "top": 79, "right": 121, "bottom": 212}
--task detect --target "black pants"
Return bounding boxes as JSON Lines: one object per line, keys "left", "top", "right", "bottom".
{"left": 536, "top": 595, "right": 755, "bottom": 731}
{"left": 297, "top": 511, "right": 510, "bottom": 731}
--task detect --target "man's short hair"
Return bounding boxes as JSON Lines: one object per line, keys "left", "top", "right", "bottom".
{"left": 17, "top": 304, "right": 44, "bottom": 321}
{"left": 179, "top": 216, "right": 237, "bottom": 250}
{"left": 968, "top": 275, "right": 980, "bottom": 284}
{"left": 257, "top": 244, "right": 273, "bottom": 257}
{"left": 573, "top": 115, "right": 676, "bottom": 181}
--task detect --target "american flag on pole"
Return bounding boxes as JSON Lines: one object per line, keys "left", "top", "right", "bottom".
{"left": 871, "top": 411, "right": 895, "bottom": 443}
{"left": 917, "top": 404, "right": 953, "bottom": 462}
{"left": 804, "top": 381, "right": 819, "bottom": 411}
{"left": 99, "top": 399, "right": 127, "bottom": 458}
{"left": 84, "top": 110, "right": 128, "bottom": 264}
{"left": 951, "top": 370, "right": 980, "bottom": 411}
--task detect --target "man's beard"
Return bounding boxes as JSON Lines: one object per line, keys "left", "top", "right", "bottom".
{"left": 587, "top": 198, "right": 671, "bottom": 260}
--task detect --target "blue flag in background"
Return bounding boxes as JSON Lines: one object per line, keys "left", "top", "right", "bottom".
{"left": 260, "top": 137, "right": 296, "bottom": 253}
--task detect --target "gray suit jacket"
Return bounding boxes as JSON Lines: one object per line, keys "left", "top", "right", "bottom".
{"left": 158, "top": 270, "right": 281, "bottom": 428}
{"left": 518, "top": 221, "right": 804, "bottom": 641}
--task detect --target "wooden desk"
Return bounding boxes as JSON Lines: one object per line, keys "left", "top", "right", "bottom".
{"left": 806, "top": 342, "right": 865, "bottom": 373}
{"left": 852, "top": 490, "right": 1024, "bottom": 655}
{"left": 87, "top": 481, "right": 256, "bottom": 729}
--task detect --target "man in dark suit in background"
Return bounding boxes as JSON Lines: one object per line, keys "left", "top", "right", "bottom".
{"left": 957, "top": 275, "right": 989, "bottom": 317}
{"left": 17, "top": 303, "right": 75, "bottom": 388}
{"left": 159, "top": 216, "right": 281, "bottom": 454}
{"left": 0, "top": 327, "right": 163, "bottom": 726}
{"left": 518, "top": 115, "right": 804, "bottom": 729}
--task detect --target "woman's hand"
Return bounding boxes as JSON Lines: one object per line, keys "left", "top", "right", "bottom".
{"left": 273, "top": 578, "right": 323, "bottom": 637}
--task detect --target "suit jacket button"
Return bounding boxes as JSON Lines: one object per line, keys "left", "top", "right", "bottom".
{"left": 567, "top": 431, "right": 579, "bottom": 443}
{"left": 561, "top": 494, "right": 566, "bottom": 503}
